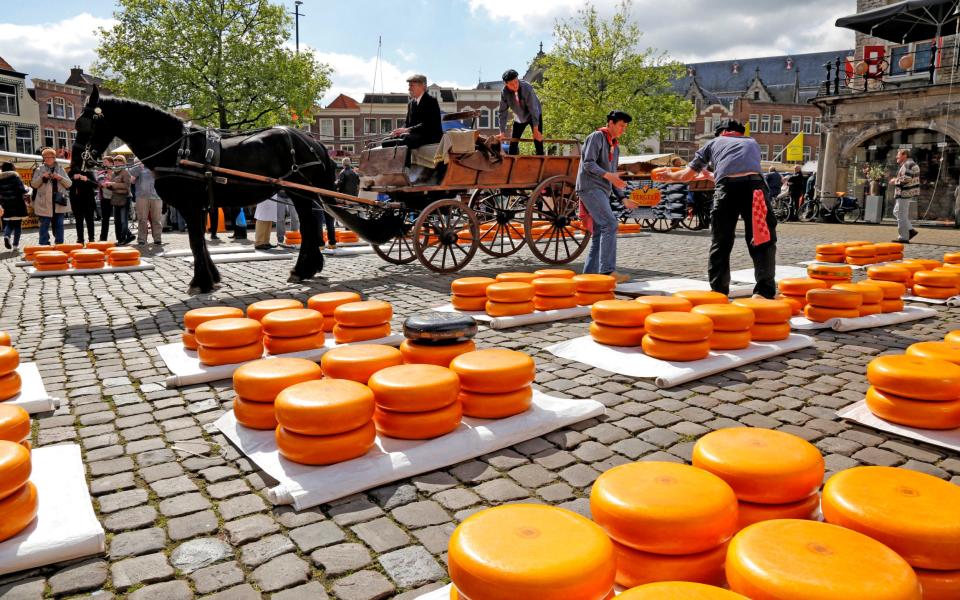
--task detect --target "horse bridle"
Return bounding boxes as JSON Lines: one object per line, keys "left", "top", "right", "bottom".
{"left": 76, "top": 106, "right": 104, "bottom": 171}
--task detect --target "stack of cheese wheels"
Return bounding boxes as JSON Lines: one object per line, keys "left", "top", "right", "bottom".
{"left": 450, "top": 277, "right": 495, "bottom": 312}
{"left": 732, "top": 298, "right": 792, "bottom": 341}
{"left": 845, "top": 243, "right": 879, "bottom": 266}
{"left": 496, "top": 272, "right": 538, "bottom": 284}
{"left": 673, "top": 290, "right": 728, "bottom": 307}
{"left": 907, "top": 339, "right": 960, "bottom": 366}
{"left": 107, "top": 247, "right": 140, "bottom": 267}
{"left": 485, "top": 282, "right": 535, "bottom": 317}
{"left": 532, "top": 277, "right": 578, "bottom": 311}
{"left": 70, "top": 249, "right": 105, "bottom": 270}
{"left": 946, "top": 251, "right": 960, "bottom": 265}
{"left": 451, "top": 349, "right": 535, "bottom": 419}
{"left": 534, "top": 268, "right": 576, "bottom": 279}
{"left": 693, "top": 304, "right": 755, "bottom": 350}
{"left": 912, "top": 270, "right": 960, "bottom": 299}
{"left": 777, "top": 278, "right": 827, "bottom": 313}
{"left": 232, "top": 358, "right": 321, "bottom": 430}
{"left": 832, "top": 282, "right": 883, "bottom": 316}
{"left": 321, "top": 344, "right": 402, "bottom": 384}
{"left": 619, "top": 222, "right": 642, "bottom": 234}
{"left": 867, "top": 264, "right": 912, "bottom": 292}
{"left": 822, "top": 466, "right": 960, "bottom": 600}
{"left": 865, "top": 278, "right": 907, "bottom": 313}
{"left": 814, "top": 243, "right": 846, "bottom": 263}
{"left": 892, "top": 260, "right": 925, "bottom": 290}
{"left": 261, "top": 308, "right": 325, "bottom": 354}
{"left": 247, "top": 298, "right": 303, "bottom": 322}
{"left": 873, "top": 242, "right": 904, "bottom": 262}
{"left": 0, "top": 440, "right": 37, "bottom": 543}
{"left": 195, "top": 317, "right": 263, "bottom": 366}
{"left": 642, "top": 312, "right": 713, "bottom": 361}
{"left": 590, "top": 461, "right": 737, "bottom": 588}
{"left": 337, "top": 229, "right": 359, "bottom": 243}
{"left": 0, "top": 346, "right": 21, "bottom": 401}
{"left": 904, "top": 258, "right": 942, "bottom": 271}
{"left": 283, "top": 230, "right": 301, "bottom": 245}
{"left": 636, "top": 295, "right": 693, "bottom": 313}
{"left": 807, "top": 263, "right": 852, "bottom": 285}
{"left": 333, "top": 300, "right": 392, "bottom": 343}
{"left": 726, "top": 519, "right": 921, "bottom": 600}
{"left": 591, "top": 300, "right": 653, "bottom": 347}
{"left": 307, "top": 291, "right": 362, "bottom": 333}
{"left": 274, "top": 378, "right": 376, "bottom": 464}
{"left": 22, "top": 245, "right": 49, "bottom": 262}
{"left": 399, "top": 313, "right": 477, "bottom": 367}
{"left": 804, "top": 288, "right": 861, "bottom": 322}
{"left": 693, "top": 428, "right": 824, "bottom": 532}
{"left": 86, "top": 240, "right": 114, "bottom": 252}
{"left": 0, "top": 330, "right": 9, "bottom": 345}
{"left": 618, "top": 582, "right": 748, "bottom": 599}
{"left": 573, "top": 274, "right": 617, "bottom": 305}
{"left": 54, "top": 242, "right": 83, "bottom": 254}
{"left": 0, "top": 405, "right": 30, "bottom": 449}
{"left": 447, "top": 504, "right": 616, "bottom": 600}
{"left": 32, "top": 250, "right": 69, "bottom": 272}
{"left": 865, "top": 354, "right": 960, "bottom": 429}
{"left": 181, "top": 306, "right": 244, "bottom": 351}
{"left": 369, "top": 364, "right": 461, "bottom": 438}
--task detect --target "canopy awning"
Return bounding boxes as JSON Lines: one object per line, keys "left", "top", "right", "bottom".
{"left": 836, "top": 0, "right": 960, "bottom": 43}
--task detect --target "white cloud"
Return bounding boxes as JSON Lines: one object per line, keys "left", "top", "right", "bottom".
{"left": 396, "top": 48, "right": 417, "bottom": 62}
{"left": 0, "top": 13, "right": 115, "bottom": 82}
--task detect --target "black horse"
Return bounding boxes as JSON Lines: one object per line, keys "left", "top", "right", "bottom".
{"left": 70, "top": 86, "right": 336, "bottom": 293}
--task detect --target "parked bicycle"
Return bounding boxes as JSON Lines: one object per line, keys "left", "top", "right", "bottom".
{"left": 797, "top": 192, "right": 862, "bottom": 223}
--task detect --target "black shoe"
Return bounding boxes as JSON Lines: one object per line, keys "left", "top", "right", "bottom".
{"left": 154, "top": 240, "right": 165, "bottom": 245}
{"left": 3, "top": 236, "right": 10, "bottom": 249}
{"left": 892, "top": 239, "right": 910, "bottom": 244}
{"left": 254, "top": 244, "right": 272, "bottom": 250}
{"left": 210, "top": 234, "right": 220, "bottom": 240}
{"left": 908, "top": 229, "right": 918, "bottom": 240}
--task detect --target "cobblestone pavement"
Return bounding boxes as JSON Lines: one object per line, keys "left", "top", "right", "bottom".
{"left": 0, "top": 221, "right": 958, "bottom": 599}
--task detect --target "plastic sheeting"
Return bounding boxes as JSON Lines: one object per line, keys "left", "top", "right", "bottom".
{"left": 838, "top": 401, "right": 960, "bottom": 453}
{"left": 433, "top": 304, "right": 592, "bottom": 329}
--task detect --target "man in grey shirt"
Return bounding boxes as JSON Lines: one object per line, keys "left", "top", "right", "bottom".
{"left": 890, "top": 148, "right": 919, "bottom": 243}
{"left": 496, "top": 69, "right": 544, "bottom": 156}
{"left": 130, "top": 164, "right": 163, "bottom": 245}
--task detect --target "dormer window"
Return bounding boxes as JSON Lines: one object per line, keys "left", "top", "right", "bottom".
{"left": 686, "top": 66, "right": 696, "bottom": 77}
{"left": 786, "top": 58, "right": 794, "bottom": 70}
{"left": 732, "top": 62, "right": 741, "bottom": 74}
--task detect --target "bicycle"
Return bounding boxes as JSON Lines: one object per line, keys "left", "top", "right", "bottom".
{"left": 797, "top": 193, "right": 862, "bottom": 223}
{"left": 679, "top": 191, "right": 711, "bottom": 230}
{"left": 773, "top": 193, "right": 795, "bottom": 223}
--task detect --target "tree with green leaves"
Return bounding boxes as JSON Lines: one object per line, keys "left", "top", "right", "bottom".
{"left": 94, "top": 0, "right": 331, "bottom": 130}
{"left": 535, "top": 1, "right": 693, "bottom": 151}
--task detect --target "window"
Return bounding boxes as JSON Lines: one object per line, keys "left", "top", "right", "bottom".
{"left": 814, "top": 117, "right": 821, "bottom": 135}
{"left": 748, "top": 114, "right": 759, "bottom": 133}
{"left": 54, "top": 97, "right": 65, "bottom": 119}
{"left": 790, "top": 116, "right": 801, "bottom": 134}
{"left": 364, "top": 119, "right": 377, "bottom": 135}
{"left": 397, "top": 118, "right": 405, "bottom": 130}
{"left": 317, "top": 118, "right": 334, "bottom": 139}
{"left": 16, "top": 127, "right": 34, "bottom": 155}
{"left": 678, "top": 127, "right": 690, "bottom": 141}
{"left": 803, "top": 116, "right": 812, "bottom": 134}
{"left": 772, "top": 115, "right": 783, "bottom": 134}
{"left": 0, "top": 125, "right": 7, "bottom": 151}
{"left": 46, "top": 99, "right": 54, "bottom": 116}
{"left": 802, "top": 146, "right": 811, "bottom": 162}
{"left": 66, "top": 103, "right": 75, "bottom": 120}
{"left": 664, "top": 128, "right": 674, "bottom": 142}
{"left": 44, "top": 128, "right": 54, "bottom": 149}
{"left": 340, "top": 144, "right": 355, "bottom": 154}
{"left": 753, "top": 91, "right": 760, "bottom": 100}
{"left": 759, "top": 144, "right": 769, "bottom": 161}
{"left": 58, "top": 130, "right": 68, "bottom": 149}
{"left": 476, "top": 108, "right": 489, "bottom": 129}
{"left": 0, "top": 83, "right": 17, "bottom": 115}
{"left": 69, "top": 130, "right": 76, "bottom": 146}
{"left": 379, "top": 118, "right": 392, "bottom": 134}
{"left": 339, "top": 118, "right": 353, "bottom": 140}
{"left": 493, "top": 112, "right": 499, "bottom": 128}
{"left": 760, "top": 115, "right": 770, "bottom": 133}
{"left": 773, "top": 144, "right": 783, "bottom": 160}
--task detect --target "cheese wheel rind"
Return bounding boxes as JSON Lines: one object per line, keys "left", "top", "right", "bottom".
{"left": 450, "top": 349, "right": 536, "bottom": 393}
{"left": 458, "top": 386, "right": 532, "bottom": 419}
{"left": 573, "top": 274, "right": 616, "bottom": 293}
{"left": 275, "top": 379, "right": 375, "bottom": 435}
{"left": 575, "top": 291, "right": 615, "bottom": 306}
{"left": 0, "top": 347, "right": 20, "bottom": 376}
{"left": 749, "top": 322, "right": 791, "bottom": 342}
{"left": 332, "top": 322, "right": 391, "bottom": 343}
{"left": 913, "top": 283, "right": 959, "bottom": 299}
{"left": 247, "top": 299, "right": 304, "bottom": 322}
{"left": 451, "top": 295, "right": 488, "bottom": 312}
{"left": 864, "top": 386, "right": 960, "bottom": 429}
{"left": 806, "top": 288, "right": 862, "bottom": 309}
{"left": 532, "top": 277, "right": 578, "bottom": 297}
{"left": 881, "top": 298, "right": 905, "bottom": 313}
{"left": 642, "top": 336, "right": 711, "bottom": 361}
{"left": 183, "top": 306, "right": 244, "bottom": 330}
{"left": 906, "top": 341, "right": 960, "bottom": 366}
{"left": 612, "top": 539, "right": 727, "bottom": 588}
{"left": 368, "top": 364, "right": 460, "bottom": 412}
{"left": 334, "top": 300, "right": 392, "bottom": 327}
{"left": 495, "top": 272, "right": 538, "bottom": 284}
{"left": 592, "top": 300, "right": 653, "bottom": 327}
{"left": 0, "top": 371, "right": 22, "bottom": 401}
{"left": 0, "top": 405, "right": 30, "bottom": 444}
{"left": 399, "top": 339, "right": 475, "bottom": 367}
{"left": 708, "top": 329, "right": 752, "bottom": 350}
{"left": 915, "top": 568, "right": 960, "bottom": 600}
{"left": 590, "top": 322, "right": 645, "bottom": 347}
{"left": 737, "top": 493, "right": 820, "bottom": 531}
{"left": 233, "top": 396, "right": 278, "bottom": 430}
{"left": 485, "top": 300, "right": 535, "bottom": 316}
{"left": 644, "top": 312, "right": 713, "bottom": 342}
{"left": 692, "top": 304, "right": 755, "bottom": 331}
{"left": 263, "top": 332, "right": 325, "bottom": 355}
{"left": 373, "top": 401, "right": 462, "bottom": 439}
{"left": 261, "top": 308, "right": 325, "bottom": 338}
{"left": 450, "top": 277, "right": 496, "bottom": 297}
{"left": 832, "top": 282, "right": 884, "bottom": 304}
{"left": 803, "top": 305, "right": 859, "bottom": 322}
{"left": 0, "top": 481, "right": 38, "bottom": 542}
{"left": 232, "top": 357, "right": 322, "bottom": 402}
{"left": 0, "top": 441, "right": 31, "bottom": 501}
{"left": 307, "top": 292, "right": 362, "bottom": 314}
{"left": 673, "top": 290, "right": 729, "bottom": 306}
{"left": 321, "top": 344, "right": 402, "bottom": 384}
{"left": 635, "top": 296, "right": 693, "bottom": 313}
{"left": 866, "top": 354, "right": 960, "bottom": 401}
{"left": 275, "top": 422, "right": 376, "bottom": 465}
{"left": 194, "top": 318, "right": 262, "bottom": 348}
{"left": 533, "top": 295, "right": 578, "bottom": 311}
{"left": 486, "top": 282, "right": 535, "bottom": 303}
{"left": 617, "top": 582, "right": 748, "bottom": 600}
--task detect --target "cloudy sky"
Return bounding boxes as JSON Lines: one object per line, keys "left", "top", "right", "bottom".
{"left": 0, "top": 0, "right": 856, "bottom": 105}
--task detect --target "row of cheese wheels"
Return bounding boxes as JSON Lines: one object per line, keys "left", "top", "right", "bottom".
{"left": 335, "top": 228, "right": 359, "bottom": 244}
{"left": 778, "top": 276, "right": 907, "bottom": 317}
{"left": 452, "top": 271, "right": 617, "bottom": 315}
{"left": 0, "top": 344, "right": 21, "bottom": 401}
{"left": 864, "top": 333, "right": 960, "bottom": 430}
{"left": 21, "top": 240, "right": 115, "bottom": 260}
{"left": 867, "top": 261, "right": 960, "bottom": 299}
{"left": 31, "top": 246, "right": 140, "bottom": 270}
{"left": 814, "top": 241, "right": 903, "bottom": 265}
{"left": 0, "top": 438, "right": 38, "bottom": 543}
{"left": 283, "top": 230, "right": 301, "bottom": 244}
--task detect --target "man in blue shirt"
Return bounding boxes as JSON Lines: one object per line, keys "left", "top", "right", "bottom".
{"left": 661, "top": 119, "right": 778, "bottom": 298}
{"left": 496, "top": 69, "right": 544, "bottom": 156}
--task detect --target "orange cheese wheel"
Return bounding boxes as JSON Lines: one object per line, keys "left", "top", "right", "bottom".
{"left": 0, "top": 405, "right": 29, "bottom": 444}
{"left": 0, "top": 371, "right": 22, "bottom": 401}
{"left": 642, "top": 336, "right": 711, "bottom": 361}
{"left": 815, "top": 243, "right": 846, "bottom": 255}
{"left": 0, "top": 481, "right": 38, "bottom": 543}
{"left": 881, "top": 298, "right": 905, "bottom": 313}
{"left": 692, "top": 428, "right": 824, "bottom": 504}
{"left": 845, "top": 244, "right": 879, "bottom": 258}
{"left": 867, "top": 279, "right": 906, "bottom": 299}
{"left": 737, "top": 493, "right": 820, "bottom": 531}
{"left": 261, "top": 308, "right": 324, "bottom": 338}
{"left": 0, "top": 346, "right": 20, "bottom": 376}
{"left": 750, "top": 322, "right": 791, "bottom": 341}
{"left": 334, "top": 300, "right": 392, "bottom": 327}
{"left": 673, "top": 290, "right": 728, "bottom": 306}
{"left": 946, "top": 252, "right": 960, "bottom": 264}
{"left": 337, "top": 230, "right": 359, "bottom": 242}
{"left": 182, "top": 331, "right": 197, "bottom": 350}
{"left": 635, "top": 296, "right": 693, "bottom": 312}
{"left": 842, "top": 240, "right": 872, "bottom": 247}
{"left": 321, "top": 344, "right": 402, "bottom": 383}
{"left": 448, "top": 504, "right": 616, "bottom": 600}
{"left": 732, "top": 298, "right": 792, "bottom": 324}
{"left": 333, "top": 322, "right": 391, "bottom": 343}
{"left": 108, "top": 259, "right": 140, "bottom": 267}
{"left": 948, "top": 330, "right": 960, "bottom": 344}
{"left": 806, "top": 288, "right": 862, "bottom": 309}
{"left": 907, "top": 341, "right": 960, "bottom": 366}
{"left": 459, "top": 386, "right": 532, "bottom": 419}
{"left": 858, "top": 303, "right": 882, "bottom": 317}
{"left": 833, "top": 282, "right": 883, "bottom": 304}
{"left": 867, "top": 354, "right": 960, "bottom": 401}
{"left": 915, "top": 569, "right": 960, "bottom": 600}
{"left": 233, "top": 396, "right": 278, "bottom": 430}
{"left": 708, "top": 329, "right": 752, "bottom": 350}
{"left": 613, "top": 540, "right": 727, "bottom": 588}
{"left": 70, "top": 249, "right": 104, "bottom": 262}
{"left": 576, "top": 291, "right": 615, "bottom": 306}
{"left": 368, "top": 364, "right": 460, "bottom": 412}
{"left": 107, "top": 247, "right": 140, "bottom": 260}
{"left": 591, "top": 461, "right": 737, "bottom": 554}
{"left": 814, "top": 253, "right": 845, "bottom": 263}
{"left": 452, "top": 294, "right": 488, "bottom": 312}
{"left": 373, "top": 401, "right": 462, "bottom": 439}
{"left": 399, "top": 339, "right": 475, "bottom": 367}
{"left": 726, "top": 519, "right": 921, "bottom": 600}
{"left": 846, "top": 256, "right": 878, "bottom": 266}
{"left": 905, "top": 259, "right": 943, "bottom": 271}
{"left": 533, "top": 295, "right": 578, "bottom": 311}
{"left": 232, "top": 357, "right": 322, "bottom": 402}
{"left": 34, "top": 262, "right": 69, "bottom": 271}
{"left": 892, "top": 261, "right": 925, "bottom": 276}
{"left": 0, "top": 441, "right": 31, "bottom": 501}
{"left": 913, "top": 284, "right": 959, "bottom": 299}
{"left": 194, "top": 318, "right": 261, "bottom": 348}
{"left": 864, "top": 386, "right": 960, "bottom": 429}
{"left": 692, "top": 304, "right": 755, "bottom": 331}
{"left": 934, "top": 266, "right": 960, "bottom": 275}
{"left": 275, "top": 379, "right": 375, "bottom": 435}
{"left": 573, "top": 274, "right": 617, "bottom": 293}
{"left": 645, "top": 312, "right": 713, "bottom": 342}
{"left": 275, "top": 421, "right": 376, "bottom": 465}
{"left": 495, "top": 272, "right": 539, "bottom": 284}
{"left": 532, "top": 277, "right": 578, "bottom": 297}
{"left": 617, "top": 582, "right": 748, "bottom": 600}
{"left": 247, "top": 299, "right": 304, "bottom": 322}
{"left": 592, "top": 300, "right": 652, "bottom": 327}
{"left": 776, "top": 294, "right": 804, "bottom": 315}
{"left": 590, "top": 322, "right": 645, "bottom": 347}
{"left": 450, "top": 349, "right": 535, "bottom": 393}
{"left": 451, "top": 277, "right": 496, "bottom": 297}
{"left": 486, "top": 282, "right": 535, "bottom": 303}
{"left": 915, "top": 270, "right": 960, "bottom": 288}
{"left": 22, "top": 245, "right": 49, "bottom": 257}
{"left": 533, "top": 268, "right": 576, "bottom": 279}
{"left": 867, "top": 265, "right": 911, "bottom": 282}
{"left": 823, "top": 466, "right": 960, "bottom": 570}
{"left": 874, "top": 242, "right": 903, "bottom": 253}
{"left": 263, "top": 332, "right": 325, "bottom": 355}
{"left": 485, "top": 300, "right": 535, "bottom": 316}
{"left": 33, "top": 251, "right": 69, "bottom": 264}
{"left": 72, "top": 261, "right": 105, "bottom": 270}
{"left": 54, "top": 243, "right": 83, "bottom": 253}
{"left": 807, "top": 264, "right": 853, "bottom": 280}
{"left": 803, "top": 305, "right": 859, "bottom": 322}
{"left": 0, "top": 331, "right": 9, "bottom": 346}
{"left": 307, "top": 292, "right": 362, "bottom": 315}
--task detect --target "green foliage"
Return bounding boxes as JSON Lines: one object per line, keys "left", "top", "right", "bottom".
{"left": 93, "top": 0, "right": 331, "bottom": 129}
{"left": 535, "top": 0, "right": 694, "bottom": 151}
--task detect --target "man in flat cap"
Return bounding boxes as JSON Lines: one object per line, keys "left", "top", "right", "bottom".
{"left": 382, "top": 74, "right": 443, "bottom": 149}
{"left": 496, "top": 69, "right": 544, "bottom": 155}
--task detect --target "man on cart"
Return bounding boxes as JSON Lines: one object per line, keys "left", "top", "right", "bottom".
{"left": 382, "top": 74, "right": 443, "bottom": 150}
{"left": 496, "top": 69, "right": 544, "bottom": 156}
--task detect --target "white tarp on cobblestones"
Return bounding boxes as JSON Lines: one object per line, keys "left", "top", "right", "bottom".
{"left": 729, "top": 265, "right": 810, "bottom": 284}
{"left": 214, "top": 390, "right": 605, "bottom": 511}
{"left": 789, "top": 305, "right": 937, "bottom": 331}
{"left": 615, "top": 278, "right": 754, "bottom": 298}
{"left": 5, "top": 362, "right": 58, "bottom": 414}
{"left": 26, "top": 260, "right": 154, "bottom": 278}
{"left": 838, "top": 401, "right": 960, "bottom": 453}
{"left": 902, "top": 294, "right": 960, "bottom": 307}
{"left": 432, "top": 304, "right": 591, "bottom": 329}
{"left": 182, "top": 251, "right": 293, "bottom": 264}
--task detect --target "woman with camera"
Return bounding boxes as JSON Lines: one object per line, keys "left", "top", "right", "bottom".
{"left": 30, "top": 147, "right": 72, "bottom": 245}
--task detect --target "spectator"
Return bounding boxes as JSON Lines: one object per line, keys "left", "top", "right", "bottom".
{"left": 0, "top": 162, "right": 28, "bottom": 252}
{"left": 763, "top": 167, "right": 782, "bottom": 204}
{"left": 788, "top": 165, "right": 806, "bottom": 221}
{"left": 30, "top": 148, "right": 72, "bottom": 245}
{"left": 130, "top": 163, "right": 163, "bottom": 245}
{"left": 97, "top": 155, "right": 114, "bottom": 241}
{"left": 103, "top": 155, "right": 133, "bottom": 245}
{"left": 890, "top": 148, "right": 920, "bottom": 243}
{"left": 254, "top": 195, "right": 278, "bottom": 250}
{"left": 275, "top": 190, "right": 300, "bottom": 244}
{"left": 69, "top": 167, "right": 98, "bottom": 245}
{"left": 805, "top": 172, "right": 817, "bottom": 204}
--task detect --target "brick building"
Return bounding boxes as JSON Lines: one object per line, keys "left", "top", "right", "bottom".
{"left": 0, "top": 55, "right": 41, "bottom": 156}
{"left": 29, "top": 78, "right": 85, "bottom": 158}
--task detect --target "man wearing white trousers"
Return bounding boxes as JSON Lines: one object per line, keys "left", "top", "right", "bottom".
{"left": 130, "top": 164, "right": 163, "bottom": 245}
{"left": 890, "top": 148, "right": 920, "bottom": 243}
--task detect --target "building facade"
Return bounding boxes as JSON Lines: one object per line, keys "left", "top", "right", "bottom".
{"left": 0, "top": 56, "right": 41, "bottom": 156}
{"left": 30, "top": 78, "right": 85, "bottom": 158}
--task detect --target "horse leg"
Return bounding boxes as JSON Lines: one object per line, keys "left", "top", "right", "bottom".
{"left": 288, "top": 197, "right": 324, "bottom": 282}
{"left": 185, "top": 206, "right": 215, "bottom": 293}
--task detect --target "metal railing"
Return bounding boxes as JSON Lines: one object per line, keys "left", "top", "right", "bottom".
{"left": 817, "top": 44, "right": 955, "bottom": 97}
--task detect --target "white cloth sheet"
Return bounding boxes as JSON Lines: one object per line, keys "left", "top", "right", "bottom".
{"left": 323, "top": 246, "right": 376, "bottom": 256}
{"left": 4, "top": 362, "right": 58, "bottom": 414}
{"left": 160, "top": 246, "right": 257, "bottom": 258}
{"left": 838, "top": 401, "right": 960, "bottom": 453}
{"left": 26, "top": 260, "right": 154, "bottom": 278}
{"left": 730, "top": 265, "right": 810, "bottom": 284}
{"left": 0, "top": 444, "right": 106, "bottom": 575}
{"left": 183, "top": 251, "right": 292, "bottom": 264}
{"left": 615, "top": 278, "right": 754, "bottom": 298}
{"left": 215, "top": 390, "right": 604, "bottom": 510}
{"left": 789, "top": 305, "right": 937, "bottom": 332}
{"left": 903, "top": 294, "right": 960, "bottom": 307}
{"left": 798, "top": 260, "right": 870, "bottom": 271}
{"left": 433, "top": 304, "right": 591, "bottom": 329}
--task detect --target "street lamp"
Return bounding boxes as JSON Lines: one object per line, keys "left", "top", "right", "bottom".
{"left": 293, "top": 1, "right": 304, "bottom": 53}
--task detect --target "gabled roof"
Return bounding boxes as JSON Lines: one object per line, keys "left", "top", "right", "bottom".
{"left": 673, "top": 50, "right": 851, "bottom": 97}
{"left": 0, "top": 56, "right": 14, "bottom": 72}
{"left": 326, "top": 94, "right": 360, "bottom": 109}
{"left": 362, "top": 93, "right": 409, "bottom": 104}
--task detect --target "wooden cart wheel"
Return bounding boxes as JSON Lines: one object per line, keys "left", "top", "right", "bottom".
{"left": 371, "top": 210, "right": 418, "bottom": 264}
{"left": 468, "top": 188, "right": 528, "bottom": 257}
{"left": 524, "top": 175, "right": 591, "bottom": 265}
{"left": 412, "top": 198, "right": 480, "bottom": 273}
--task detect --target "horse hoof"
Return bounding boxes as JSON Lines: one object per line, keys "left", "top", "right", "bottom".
{"left": 288, "top": 273, "right": 303, "bottom": 283}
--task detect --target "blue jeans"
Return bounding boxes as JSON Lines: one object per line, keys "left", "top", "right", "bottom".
{"left": 3, "top": 220, "right": 22, "bottom": 246}
{"left": 38, "top": 214, "right": 65, "bottom": 245}
{"left": 578, "top": 188, "right": 618, "bottom": 274}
